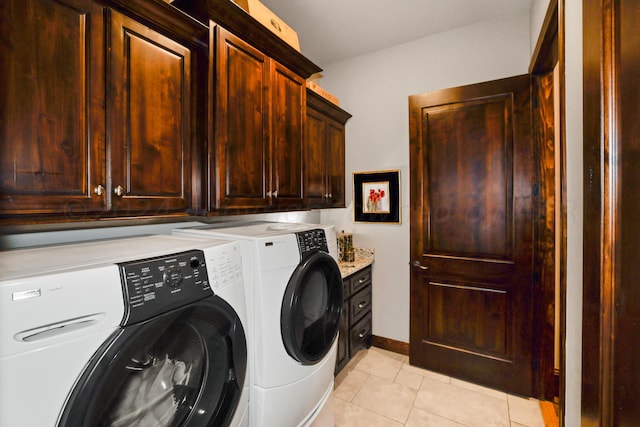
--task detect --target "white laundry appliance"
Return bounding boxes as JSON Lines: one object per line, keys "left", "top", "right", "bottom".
{"left": 0, "top": 235, "right": 249, "bottom": 427}
{"left": 173, "top": 222, "right": 343, "bottom": 427}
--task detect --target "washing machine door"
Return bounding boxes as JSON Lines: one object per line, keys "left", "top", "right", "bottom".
{"left": 57, "top": 296, "right": 246, "bottom": 427}
{"left": 281, "top": 251, "right": 343, "bottom": 365}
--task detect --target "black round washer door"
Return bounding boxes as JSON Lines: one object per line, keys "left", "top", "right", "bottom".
{"left": 281, "top": 251, "right": 343, "bottom": 365}
{"left": 58, "top": 296, "right": 247, "bottom": 427}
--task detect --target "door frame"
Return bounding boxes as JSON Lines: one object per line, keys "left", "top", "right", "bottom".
{"left": 529, "top": 0, "right": 566, "bottom": 409}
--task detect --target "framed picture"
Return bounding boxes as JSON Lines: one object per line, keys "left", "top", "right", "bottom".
{"left": 353, "top": 170, "right": 401, "bottom": 223}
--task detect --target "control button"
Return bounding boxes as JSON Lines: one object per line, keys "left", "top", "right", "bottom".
{"left": 163, "top": 266, "right": 183, "bottom": 288}
{"left": 190, "top": 259, "right": 200, "bottom": 268}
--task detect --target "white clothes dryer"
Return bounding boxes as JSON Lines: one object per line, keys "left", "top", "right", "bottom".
{"left": 0, "top": 235, "right": 249, "bottom": 427}
{"left": 174, "top": 222, "right": 342, "bottom": 427}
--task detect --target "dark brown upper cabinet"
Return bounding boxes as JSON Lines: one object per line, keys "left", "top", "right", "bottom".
{"left": 304, "top": 90, "right": 352, "bottom": 208}
{"left": 210, "top": 27, "right": 305, "bottom": 211}
{"left": 172, "top": 0, "right": 321, "bottom": 213}
{"left": 0, "top": 0, "right": 206, "bottom": 222}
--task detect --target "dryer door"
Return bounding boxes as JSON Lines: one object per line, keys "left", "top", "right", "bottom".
{"left": 58, "top": 296, "right": 246, "bottom": 427}
{"left": 281, "top": 251, "right": 343, "bottom": 365}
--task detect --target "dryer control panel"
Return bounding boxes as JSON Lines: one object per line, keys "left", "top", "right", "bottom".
{"left": 118, "top": 250, "right": 212, "bottom": 326}
{"left": 296, "top": 229, "right": 329, "bottom": 259}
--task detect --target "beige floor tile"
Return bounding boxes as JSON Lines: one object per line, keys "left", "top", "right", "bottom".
{"left": 333, "top": 369, "right": 369, "bottom": 402}
{"left": 449, "top": 377, "right": 508, "bottom": 401}
{"left": 352, "top": 375, "right": 418, "bottom": 423}
{"left": 507, "top": 395, "right": 545, "bottom": 427}
{"left": 353, "top": 348, "right": 404, "bottom": 380}
{"left": 369, "top": 347, "right": 410, "bottom": 363}
{"left": 400, "top": 363, "right": 451, "bottom": 384}
{"left": 333, "top": 396, "right": 403, "bottom": 427}
{"left": 405, "top": 407, "right": 468, "bottom": 427}
{"left": 413, "top": 377, "right": 510, "bottom": 427}
{"left": 332, "top": 348, "right": 545, "bottom": 427}
{"left": 394, "top": 369, "right": 424, "bottom": 390}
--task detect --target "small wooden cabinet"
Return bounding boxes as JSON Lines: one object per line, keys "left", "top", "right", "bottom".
{"left": 211, "top": 27, "right": 305, "bottom": 211}
{"left": 304, "top": 90, "right": 352, "bottom": 208}
{"left": 336, "top": 265, "right": 373, "bottom": 374}
{"left": 1, "top": 0, "right": 204, "bottom": 220}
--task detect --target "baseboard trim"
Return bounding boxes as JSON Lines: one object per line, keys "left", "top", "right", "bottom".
{"left": 372, "top": 335, "right": 409, "bottom": 356}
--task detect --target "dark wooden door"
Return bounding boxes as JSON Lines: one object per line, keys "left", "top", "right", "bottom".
{"left": 0, "top": 0, "right": 106, "bottom": 216}
{"left": 271, "top": 61, "right": 304, "bottom": 209}
{"left": 108, "top": 9, "right": 191, "bottom": 214}
{"left": 409, "top": 75, "right": 534, "bottom": 396}
{"left": 213, "top": 26, "right": 270, "bottom": 210}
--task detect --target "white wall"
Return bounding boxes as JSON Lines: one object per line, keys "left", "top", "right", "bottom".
{"left": 318, "top": 13, "right": 531, "bottom": 343}
{"left": 562, "top": 0, "right": 583, "bottom": 424}
{"left": 530, "top": 0, "right": 552, "bottom": 53}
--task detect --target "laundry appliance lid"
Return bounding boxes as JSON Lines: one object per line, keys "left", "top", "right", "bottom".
{"left": 0, "top": 235, "right": 231, "bottom": 280}
{"left": 175, "top": 221, "right": 322, "bottom": 239}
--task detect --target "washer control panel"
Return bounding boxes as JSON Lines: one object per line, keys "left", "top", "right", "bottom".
{"left": 118, "top": 250, "right": 211, "bottom": 326}
{"left": 296, "top": 229, "right": 329, "bottom": 259}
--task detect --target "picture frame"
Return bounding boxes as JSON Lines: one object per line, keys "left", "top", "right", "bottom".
{"left": 353, "top": 170, "right": 401, "bottom": 223}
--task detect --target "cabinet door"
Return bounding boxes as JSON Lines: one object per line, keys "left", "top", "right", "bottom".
{"left": 213, "top": 27, "right": 270, "bottom": 210}
{"left": 108, "top": 10, "right": 191, "bottom": 214}
{"left": 271, "top": 61, "right": 305, "bottom": 209}
{"left": 303, "top": 107, "right": 328, "bottom": 208}
{"left": 326, "top": 118, "right": 346, "bottom": 207}
{"left": 0, "top": 0, "right": 106, "bottom": 216}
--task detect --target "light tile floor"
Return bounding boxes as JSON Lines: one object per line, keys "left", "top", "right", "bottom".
{"left": 332, "top": 347, "right": 546, "bottom": 427}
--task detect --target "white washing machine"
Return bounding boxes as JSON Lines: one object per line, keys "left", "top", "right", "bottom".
{"left": 0, "top": 235, "right": 249, "bottom": 427}
{"left": 174, "top": 222, "right": 342, "bottom": 427}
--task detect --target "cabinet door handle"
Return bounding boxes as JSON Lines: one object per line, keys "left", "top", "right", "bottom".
{"left": 266, "top": 191, "right": 272, "bottom": 197}
{"left": 272, "top": 190, "right": 278, "bottom": 198}
{"left": 113, "top": 185, "right": 124, "bottom": 197}
{"left": 94, "top": 184, "right": 105, "bottom": 196}
{"left": 357, "top": 301, "right": 368, "bottom": 309}
{"left": 358, "top": 329, "right": 368, "bottom": 338}
{"left": 410, "top": 260, "right": 429, "bottom": 270}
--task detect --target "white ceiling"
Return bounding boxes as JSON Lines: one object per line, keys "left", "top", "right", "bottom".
{"left": 259, "top": 0, "right": 532, "bottom": 66}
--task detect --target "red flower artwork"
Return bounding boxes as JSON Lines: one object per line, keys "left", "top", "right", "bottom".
{"left": 367, "top": 188, "right": 385, "bottom": 212}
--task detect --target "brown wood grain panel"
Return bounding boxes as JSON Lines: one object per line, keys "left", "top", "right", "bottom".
{"left": 125, "top": 32, "right": 186, "bottom": 196}
{"left": 325, "top": 119, "right": 346, "bottom": 207}
{"left": 108, "top": 9, "right": 191, "bottom": 213}
{"left": 532, "top": 70, "right": 558, "bottom": 401}
{"left": 303, "top": 90, "right": 350, "bottom": 209}
{"left": 425, "top": 97, "right": 513, "bottom": 259}
{"left": 271, "top": 61, "right": 304, "bottom": 208}
{"left": 410, "top": 75, "right": 534, "bottom": 396}
{"left": 213, "top": 27, "right": 270, "bottom": 209}
{"left": 304, "top": 108, "right": 327, "bottom": 203}
{"left": 0, "top": 0, "right": 105, "bottom": 215}
{"left": 426, "top": 280, "right": 509, "bottom": 358}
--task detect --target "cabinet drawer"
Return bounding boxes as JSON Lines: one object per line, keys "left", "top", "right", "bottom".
{"left": 349, "top": 286, "right": 371, "bottom": 325}
{"left": 349, "top": 312, "right": 372, "bottom": 356}
{"left": 350, "top": 266, "right": 371, "bottom": 295}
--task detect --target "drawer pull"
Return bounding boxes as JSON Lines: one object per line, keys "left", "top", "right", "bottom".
{"left": 357, "top": 301, "right": 368, "bottom": 309}
{"left": 358, "top": 329, "right": 368, "bottom": 338}
{"left": 358, "top": 278, "right": 366, "bottom": 284}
